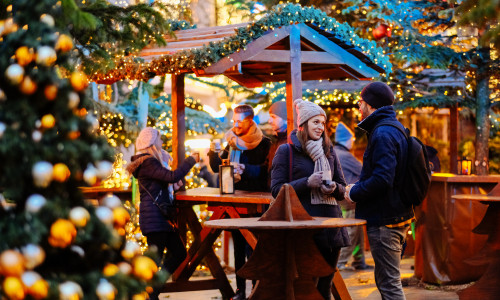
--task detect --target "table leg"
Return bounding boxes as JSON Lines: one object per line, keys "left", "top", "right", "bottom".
{"left": 331, "top": 269, "right": 352, "bottom": 300}
{"left": 166, "top": 206, "right": 234, "bottom": 299}
{"left": 225, "top": 206, "right": 258, "bottom": 249}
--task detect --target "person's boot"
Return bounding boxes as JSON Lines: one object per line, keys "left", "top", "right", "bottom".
{"left": 232, "top": 289, "right": 246, "bottom": 300}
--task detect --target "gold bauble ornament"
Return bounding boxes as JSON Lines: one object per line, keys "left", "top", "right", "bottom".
{"left": 96, "top": 279, "right": 116, "bottom": 300}
{"left": 44, "top": 85, "right": 58, "bottom": 100}
{"left": 121, "top": 241, "right": 141, "bottom": 260}
{"left": 1, "top": 18, "right": 19, "bottom": 36}
{"left": 70, "top": 71, "right": 88, "bottom": 92}
{"left": 103, "top": 263, "right": 119, "bottom": 277}
{"left": 32, "top": 161, "right": 53, "bottom": 188}
{"left": 5, "top": 64, "right": 24, "bottom": 85}
{"left": 21, "top": 244, "right": 45, "bottom": 269}
{"left": 41, "top": 114, "right": 56, "bottom": 129}
{"left": 0, "top": 250, "right": 25, "bottom": 277}
{"left": 68, "top": 130, "right": 80, "bottom": 140}
{"left": 22, "top": 271, "right": 48, "bottom": 300}
{"left": 55, "top": 34, "right": 73, "bottom": 52}
{"left": 20, "top": 76, "right": 37, "bottom": 95}
{"left": 113, "top": 206, "right": 130, "bottom": 228}
{"left": 52, "top": 163, "right": 70, "bottom": 182}
{"left": 58, "top": 281, "right": 83, "bottom": 300}
{"left": 69, "top": 206, "right": 90, "bottom": 227}
{"left": 3, "top": 276, "right": 25, "bottom": 300}
{"left": 0, "top": 88, "right": 6, "bottom": 101}
{"left": 132, "top": 293, "right": 147, "bottom": 300}
{"left": 36, "top": 46, "right": 57, "bottom": 66}
{"left": 48, "top": 219, "right": 77, "bottom": 248}
{"left": 132, "top": 256, "right": 157, "bottom": 281}
{"left": 15, "top": 46, "right": 34, "bottom": 66}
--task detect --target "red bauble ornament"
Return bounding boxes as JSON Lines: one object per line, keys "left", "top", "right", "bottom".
{"left": 372, "top": 24, "right": 392, "bottom": 40}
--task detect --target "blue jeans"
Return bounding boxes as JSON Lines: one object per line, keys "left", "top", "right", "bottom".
{"left": 367, "top": 225, "right": 408, "bottom": 300}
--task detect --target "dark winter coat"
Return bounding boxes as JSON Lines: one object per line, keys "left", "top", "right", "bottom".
{"left": 350, "top": 106, "right": 415, "bottom": 226}
{"left": 127, "top": 154, "right": 196, "bottom": 234}
{"left": 267, "top": 131, "right": 288, "bottom": 188}
{"left": 208, "top": 137, "right": 271, "bottom": 192}
{"left": 271, "top": 130, "right": 350, "bottom": 248}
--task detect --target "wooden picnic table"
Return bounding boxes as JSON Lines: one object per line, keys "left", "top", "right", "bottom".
{"left": 452, "top": 183, "right": 500, "bottom": 300}
{"left": 164, "top": 187, "right": 273, "bottom": 299}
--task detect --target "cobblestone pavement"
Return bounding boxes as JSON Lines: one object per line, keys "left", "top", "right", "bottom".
{"left": 159, "top": 256, "right": 463, "bottom": 300}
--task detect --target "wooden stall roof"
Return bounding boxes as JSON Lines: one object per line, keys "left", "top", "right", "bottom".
{"left": 139, "top": 22, "right": 385, "bottom": 88}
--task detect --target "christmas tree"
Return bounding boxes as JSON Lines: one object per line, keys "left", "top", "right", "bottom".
{"left": 0, "top": 1, "right": 166, "bottom": 299}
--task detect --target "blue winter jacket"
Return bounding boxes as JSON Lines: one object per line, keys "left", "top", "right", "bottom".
{"left": 271, "top": 130, "right": 350, "bottom": 248}
{"left": 350, "top": 106, "right": 415, "bottom": 226}
{"left": 127, "top": 154, "right": 196, "bottom": 234}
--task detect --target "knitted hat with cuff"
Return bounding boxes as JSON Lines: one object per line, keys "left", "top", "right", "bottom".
{"left": 294, "top": 99, "right": 326, "bottom": 127}
{"left": 269, "top": 100, "right": 287, "bottom": 120}
{"left": 135, "top": 127, "right": 159, "bottom": 151}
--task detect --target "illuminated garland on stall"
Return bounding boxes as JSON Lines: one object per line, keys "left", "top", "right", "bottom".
{"left": 91, "top": 3, "right": 392, "bottom": 83}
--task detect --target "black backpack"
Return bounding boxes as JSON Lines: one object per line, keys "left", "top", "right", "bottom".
{"left": 373, "top": 122, "right": 432, "bottom": 207}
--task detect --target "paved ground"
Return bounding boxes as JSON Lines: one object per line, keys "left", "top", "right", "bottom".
{"left": 159, "top": 255, "right": 465, "bottom": 300}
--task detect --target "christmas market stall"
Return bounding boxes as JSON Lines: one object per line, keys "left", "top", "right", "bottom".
{"left": 91, "top": 4, "right": 389, "bottom": 298}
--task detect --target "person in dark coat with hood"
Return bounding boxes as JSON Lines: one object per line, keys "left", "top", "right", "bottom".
{"left": 271, "top": 99, "right": 349, "bottom": 300}
{"left": 126, "top": 127, "right": 199, "bottom": 300}
{"left": 267, "top": 100, "right": 288, "bottom": 187}
{"left": 344, "top": 82, "right": 414, "bottom": 300}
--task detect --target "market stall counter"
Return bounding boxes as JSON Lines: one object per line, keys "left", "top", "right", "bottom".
{"left": 414, "top": 174, "right": 500, "bottom": 285}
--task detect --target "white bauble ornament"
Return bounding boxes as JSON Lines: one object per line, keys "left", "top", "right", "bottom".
{"left": 67, "top": 92, "right": 80, "bottom": 109}
{"left": 58, "top": 281, "right": 83, "bottom": 300}
{"left": 96, "top": 279, "right": 116, "bottom": 300}
{"left": 101, "top": 193, "right": 121, "bottom": 209}
{"left": 69, "top": 207, "right": 90, "bottom": 227}
{"left": 32, "top": 130, "right": 42, "bottom": 142}
{"left": 0, "top": 122, "right": 6, "bottom": 138}
{"left": 32, "top": 161, "right": 53, "bottom": 188}
{"left": 86, "top": 114, "right": 99, "bottom": 133}
{"left": 117, "top": 262, "right": 132, "bottom": 275}
{"left": 121, "top": 241, "right": 141, "bottom": 260}
{"left": 83, "top": 165, "right": 97, "bottom": 186}
{"left": 36, "top": 46, "right": 57, "bottom": 66}
{"left": 40, "top": 14, "right": 55, "bottom": 27}
{"left": 96, "top": 161, "right": 113, "bottom": 179}
{"left": 26, "top": 194, "right": 47, "bottom": 213}
{"left": 95, "top": 206, "right": 113, "bottom": 225}
{"left": 21, "top": 244, "right": 45, "bottom": 269}
{"left": 21, "top": 271, "right": 42, "bottom": 287}
{"left": 5, "top": 64, "right": 24, "bottom": 85}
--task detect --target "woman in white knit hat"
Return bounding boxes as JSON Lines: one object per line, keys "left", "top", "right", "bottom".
{"left": 126, "top": 127, "right": 199, "bottom": 300}
{"left": 270, "top": 100, "right": 349, "bottom": 300}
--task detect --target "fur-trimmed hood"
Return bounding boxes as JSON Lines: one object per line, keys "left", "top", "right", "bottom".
{"left": 126, "top": 153, "right": 152, "bottom": 176}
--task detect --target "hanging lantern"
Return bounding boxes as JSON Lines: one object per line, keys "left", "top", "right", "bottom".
{"left": 458, "top": 157, "right": 472, "bottom": 175}
{"left": 372, "top": 24, "right": 391, "bottom": 40}
{"left": 219, "top": 159, "right": 234, "bottom": 194}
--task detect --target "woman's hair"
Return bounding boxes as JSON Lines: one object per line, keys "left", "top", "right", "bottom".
{"left": 297, "top": 120, "right": 332, "bottom": 157}
{"left": 140, "top": 133, "right": 168, "bottom": 168}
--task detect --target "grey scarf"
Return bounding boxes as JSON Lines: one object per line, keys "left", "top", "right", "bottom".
{"left": 305, "top": 138, "right": 337, "bottom": 205}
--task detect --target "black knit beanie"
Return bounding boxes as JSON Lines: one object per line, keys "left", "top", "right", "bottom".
{"left": 361, "top": 82, "right": 394, "bottom": 109}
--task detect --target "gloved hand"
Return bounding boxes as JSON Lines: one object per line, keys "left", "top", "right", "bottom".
{"left": 307, "top": 171, "right": 323, "bottom": 188}
{"left": 234, "top": 173, "right": 241, "bottom": 183}
{"left": 320, "top": 181, "right": 337, "bottom": 194}
{"left": 234, "top": 163, "right": 245, "bottom": 175}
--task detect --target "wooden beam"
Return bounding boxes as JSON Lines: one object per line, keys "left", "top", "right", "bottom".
{"left": 247, "top": 50, "right": 343, "bottom": 64}
{"left": 450, "top": 104, "right": 458, "bottom": 174}
{"left": 171, "top": 74, "right": 186, "bottom": 169}
{"left": 298, "top": 24, "right": 380, "bottom": 78}
{"left": 203, "top": 26, "right": 292, "bottom": 74}
{"left": 286, "top": 25, "right": 301, "bottom": 133}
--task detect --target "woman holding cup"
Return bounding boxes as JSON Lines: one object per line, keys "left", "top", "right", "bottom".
{"left": 270, "top": 100, "right": 349, "bottom": 300}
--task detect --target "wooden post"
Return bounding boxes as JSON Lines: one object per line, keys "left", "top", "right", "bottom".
{"left": 285, "top": 25, "right": 302, "bottom": 135}
{"left": 450, "top": 104, "right": 458, "bottom": 174}
{"left": 172, "top": 74, "right": 186, "bottom": 169}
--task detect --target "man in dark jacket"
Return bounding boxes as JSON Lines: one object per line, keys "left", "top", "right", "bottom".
{"left": 334, "top": 122, "right": 372, "bottom": 271}
{"left": 208, "top": 104, "right": 271, "bottom": 300}
{"left": 344, "top": 82, "right": 414, "bottom": 300}
{"left": 267, "top": 100, "right": 288, "bottom": 186}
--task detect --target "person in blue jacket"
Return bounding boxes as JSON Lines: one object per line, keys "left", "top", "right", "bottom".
{"left": 344, "top": 82, "right": 414, "bottom": 300}
{"left": 127, "top": 127, "right": 199, "bottom": 300}
{"left": 271, "top": 99, "right": 349, "bottom": 300}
